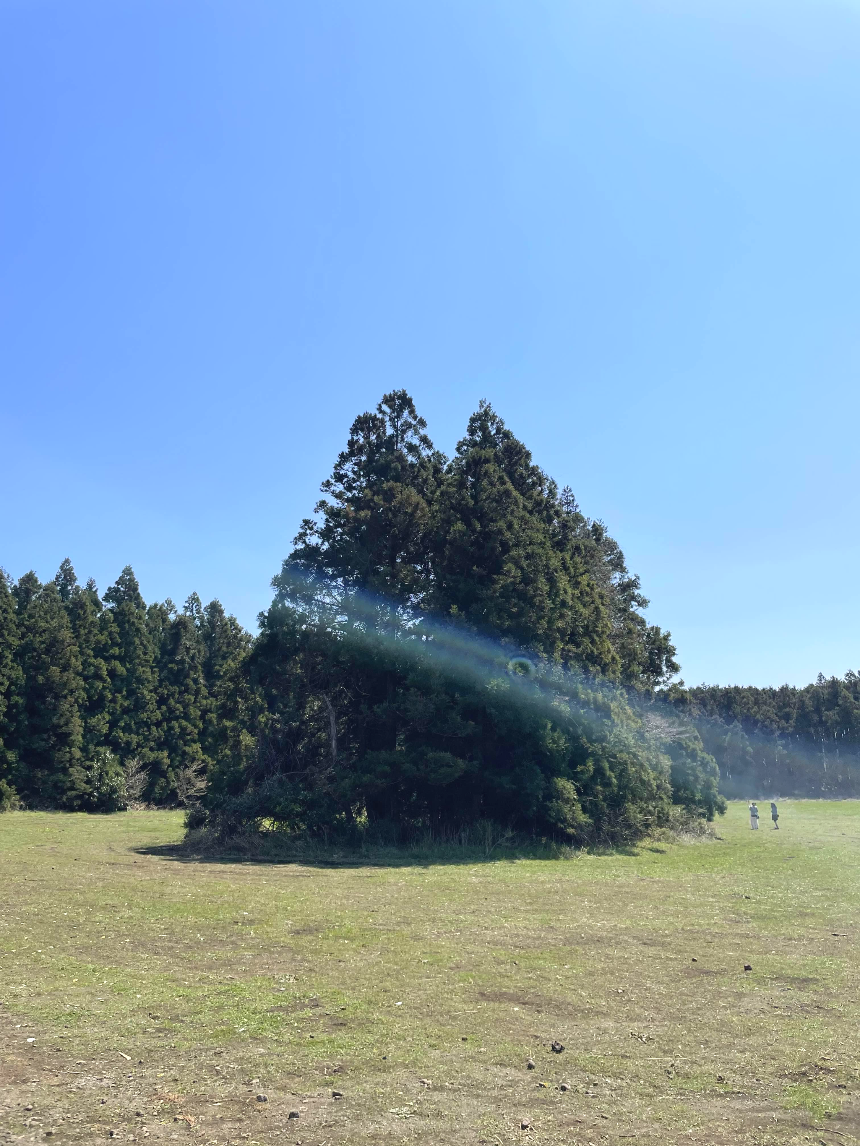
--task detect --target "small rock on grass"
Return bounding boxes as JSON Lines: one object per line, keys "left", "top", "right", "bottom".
{"left": 256, "top": 1094, "right": 268, "bottom": 1103}
{"left": 332, "top": 1090, "right": 343, "bottom": 1099}
{"left": 526, "top": 1058, "right": 535, "bottom": 1070}
{"left": 744, "top": 964, "right": 752, "bottom": 972}
{"left": 559, "top": 1082, "right": 570, "bottom": 1092}
{"left": 288, "top": 1111, "right": 300, "bottom": 1120}
{"left": 521, "top": 1118, "right": 531, "bottom": 1130}
{"left": 551, "top": 1041, "right": 565, "bottom": 1054}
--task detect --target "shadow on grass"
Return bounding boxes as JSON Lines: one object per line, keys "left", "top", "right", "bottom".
{"left": 134, "top": 839, "right": 644, "bottom": 869}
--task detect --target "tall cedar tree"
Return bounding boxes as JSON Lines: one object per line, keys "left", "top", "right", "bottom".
{"left": 153, "top": 597, "right": 213, "bottom": 790}
{"left": 55, "top": 561, "right": 114, "bottom": 766}
{"left": 200, "top": 599, "right": 251, "bottom": 690}
{"left": 11, "top": 574, "right": 88, "bottom": 807}
{"left": 0, "top": 570, "right": 22, "bottom": 805}
{"left": 430, "top": 402, "right": 618, "bottom": 672}
{"left": 102, "top": 567, "right": 162, "bottom": 794}
{"left": 289, "top": 389, "right": 445, "bottom": 604}
{"left": 284, "top": 391, "right": 447, "bottom": 758}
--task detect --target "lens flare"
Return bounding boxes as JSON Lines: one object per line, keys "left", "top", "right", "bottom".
{"left": 269, "top": 562, "right": 657, "bottom": 750}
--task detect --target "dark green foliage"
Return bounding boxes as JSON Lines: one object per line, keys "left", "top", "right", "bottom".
{"left": 0, "top": 558, "right": 248, "bottom": 810}
{"left": 430, "top": 404, "right": 627, "bottom": 676}
{"left": 65, "top": 575, "right": 113, "bottom": 766}
{"left": 102, "top": 567, "right": 161, "bottom": 782}
{"left": 200, "top": 392, "right": 716, "bottom": 846}
{"left": 203, "top": 597, "right": 682, "bottom": 846}
{"left": 0, "top": 569, "right": 22, "bottom": 799}
{"left": 153, "top": 601, "right": 212, "bottom": 799}
{"left": 290, "top": 389, "right": 445, "bottom": 604}
{"left": 199, "top": 598, "right": 252, "bottom": 690}
{"left": 661, "top": 730, "right": 724, "bottom": 819}
{"left": 0, "top": 394, "right": 721, "bottom": 828}
{"left": 10, "top": 576, "right": 87, "bottom": 808}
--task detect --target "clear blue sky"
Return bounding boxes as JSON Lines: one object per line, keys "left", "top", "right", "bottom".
{"left": 2, "top": 1, "right": 859, "bottom": 687}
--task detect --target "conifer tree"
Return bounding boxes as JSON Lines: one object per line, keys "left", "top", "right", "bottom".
{"left": 154, "top": 603, "right": 212, "bottom": 801}
{"left": 54, "top": 557, "right": 78, "bottom": 603}
{"left": 287, "top": 389, "right": 445, "bottom": 604}
{"left": 200, "top": 599, "right": 251, "bottom": 690}
{"left": 11, "top": 575, "right": 88, "bottom": 807}
{"left": 0, "top": 569, "right": 22, "bottom": 806}
{"left": 54, "top": 564, "right": 114, "bottom": 766}
{"left": 430, "top": 402, "right": 620, "bottom": 674}
{"left": 103, "top": 567, "right": 160, "bottom": 791}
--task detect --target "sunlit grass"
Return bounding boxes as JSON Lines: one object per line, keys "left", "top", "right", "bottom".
{"left": 1, "top": 802, "right": 859, "bottom": 1143}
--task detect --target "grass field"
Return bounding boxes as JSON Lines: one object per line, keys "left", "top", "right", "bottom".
{"left": 1, "top": 803, "right": 859, "bottom": 1145}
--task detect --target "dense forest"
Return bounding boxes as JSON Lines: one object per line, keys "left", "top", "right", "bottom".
{"left": 3, "top": 392, "right": 850, "bottom": 840}
{"left": 0, "top": 563, "right": 249, "bottom": 811}
{"left": 661, "top": 676, "right": 860, "bottom": 798}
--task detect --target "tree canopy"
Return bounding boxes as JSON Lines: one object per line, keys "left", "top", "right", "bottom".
{"left": 199, "top": 392, "right": 720, "bottom": 846}
{"left": 23, "top": 393, "right": 854, "bottom": 833}
{"left": 0, "top": 564, "right": 248, "bottom": 811}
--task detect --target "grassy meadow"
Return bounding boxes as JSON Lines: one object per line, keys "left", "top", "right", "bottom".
{"left": 1, "top": 802, "right": 859, "bottom": 1145}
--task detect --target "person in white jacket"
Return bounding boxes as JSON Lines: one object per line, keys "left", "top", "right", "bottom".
{"left": 749, "top": 802, "right": 760, "bottom": 830}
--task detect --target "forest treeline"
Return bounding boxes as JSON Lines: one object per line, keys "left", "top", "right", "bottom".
{"left": 661, "top": 675, "right": 860, "bottom": 798}
{"left": 0, "top": 393, "right": 725, "bottom": 841}
{"left": 4, "top": 392, "right": 847, "bottom": 839}
{"left": 0, "top": 562, "right": 249, "bottom": 811}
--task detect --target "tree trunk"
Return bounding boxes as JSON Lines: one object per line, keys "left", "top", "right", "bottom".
{"left": 321, "top": 692, "right": 337, "bottom": 769}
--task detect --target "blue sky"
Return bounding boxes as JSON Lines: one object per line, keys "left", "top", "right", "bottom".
{"left": 2, "top": 0, "right": 859, "bottom": 687}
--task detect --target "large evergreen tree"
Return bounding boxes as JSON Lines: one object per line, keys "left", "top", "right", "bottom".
{"left": 11, "top": 575, "right": 88, "bottom": 808}
{"left": 153, "top": 598, "right": 212, "bottom": 800}
{"left": 200, "top": 599, "right": 251, "bottom": 690}
{"left": 55, "top": 563, "right": 114, "bottom": 767}
{"left": 102, "top": 567, "right": 162, "bottom": 792}
{"left": 0, "top": 570, "right": 22, "bottom": 807}
{"left": 288, "top": 390, "right": 445, "bottom": 604}
{"left": 430, "top": 402, "right": 619, "bottom": 672}
{"left": 201, "top": 392, "right": 720, "bottom": 846}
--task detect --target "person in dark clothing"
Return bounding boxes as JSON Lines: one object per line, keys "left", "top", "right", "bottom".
{"left": 770, "top": 801, "right": 779, "bottom": 829}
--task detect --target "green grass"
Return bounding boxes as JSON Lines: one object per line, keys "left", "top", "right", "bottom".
{"left": 1, "top": 802, "right": 859, "bottom": 1144}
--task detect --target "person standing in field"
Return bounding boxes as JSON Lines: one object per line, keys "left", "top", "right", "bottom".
{"left": 770, "top": 801, "right": 779, "bottom": 829}
{"left": 749, "top": 801, "right": 760, "bottom": 829}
